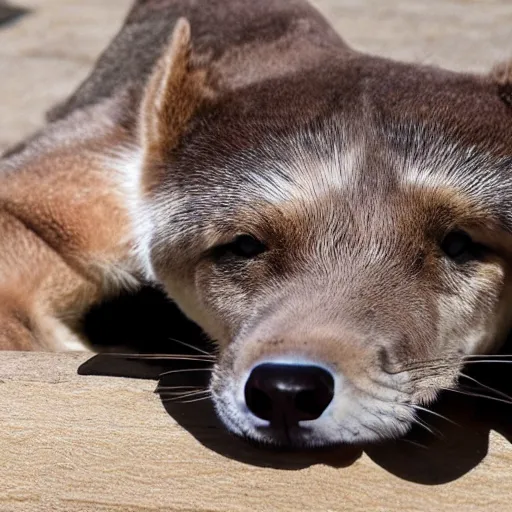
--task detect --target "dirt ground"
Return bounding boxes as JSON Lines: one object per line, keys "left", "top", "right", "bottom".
{"left": 0, "top": 0, "right": 511, "bottom": 152}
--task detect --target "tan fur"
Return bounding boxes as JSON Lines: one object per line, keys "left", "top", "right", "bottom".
{"left": 0, "top": 102, "right": 138, "bottom": 350}
{"left": 0, "top": 17, "right": 216, "bottom": 351}
{"left": 139, "top": 18, "right": 215, "bottom": 193}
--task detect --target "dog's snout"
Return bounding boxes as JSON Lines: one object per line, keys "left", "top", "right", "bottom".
{"left": 244, "top": 363, "right": 335, "bottom": 426}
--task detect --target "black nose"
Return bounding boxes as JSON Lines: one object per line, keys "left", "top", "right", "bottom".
{"left": 244, "top": 363, "right": 335, "bottom": 427}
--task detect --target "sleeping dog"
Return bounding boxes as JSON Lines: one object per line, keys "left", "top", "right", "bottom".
{"left": 2, "top": 0, "right": 512, "bottom": 448}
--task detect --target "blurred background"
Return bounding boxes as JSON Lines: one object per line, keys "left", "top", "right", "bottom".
{"left": 0, "top": 0, "right": 511, "bottom": 154}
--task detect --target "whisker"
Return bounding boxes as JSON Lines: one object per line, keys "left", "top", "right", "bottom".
{"left": 168, "top": 337, "right": 215, "bottom": 357}
{"left": 400, "top": 438, "right": 429, "bottom": 450}
{"left": 463, "top": 354, "right": 512, "bottom": 359}
{"left": 459, "top": 373, "right": 512, "bottom": 403}
{"left": 463, "top": 360, "right": 512, "bottom": 365}
{"left": 178, "top": 396, "right": 212, "bottom": 404}
{"left": 407, "top": 404, "right": 459, "bottom": 427}
{"left": 161, "top": 391, "right": 212, "bottom": 403}
{"left": 156, "top": 385, "right": 204, "bottom": 390}
{"left": 156, "top": 386, "right": 204, "bottom": 394}
{"left": 161, "top": 390, "right": 211, "bottom": 402}
{"left": 413, "top": 417, "right": 443, "bottom": 439}
{"left": 442, "top": 387, "right": 512, "bottom": 406}
{"left": 96, "top": 352, "right": 215, "bottom": 361}
{"left": 162, "top": 389, "right": 210, "bottom": 398}
{"left": 159, "top": 368, "right": 213, "bottom": 377}
{"left": 143, "top": 356, "right": 214, "bottom": 363}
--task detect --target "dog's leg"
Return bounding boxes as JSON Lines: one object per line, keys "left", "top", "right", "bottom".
{"left": 0, "top": 211, "right": 96, "bottom": 351}
{"left": 0, "top": 296, "right": 88, "bottom": 351}
{"left": 0, "top": 297, "right": 39, "bottom": 350}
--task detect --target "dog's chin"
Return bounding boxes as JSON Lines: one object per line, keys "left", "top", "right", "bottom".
{"left": 214, "top": 403, "right": 414, "bottom": 450}
{"left": 238, "top": 434, "right": 347, "bottom": 452}
{"left": 239, "top": 426, "right": 354, "bottom": 451}
{"left": 225, "top": 422, "right": 414, "bottom": 450}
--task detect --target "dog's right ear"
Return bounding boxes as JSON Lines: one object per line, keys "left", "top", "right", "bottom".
{"left": 490, "top": 59, "right": 512, "bottom": 108}
{"left": 139, "top": 18, "right": 213, "bottom": 191}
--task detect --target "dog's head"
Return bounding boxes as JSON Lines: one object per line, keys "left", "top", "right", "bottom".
{"left": 130, "top": 20, "right": 512, "bottom": 447}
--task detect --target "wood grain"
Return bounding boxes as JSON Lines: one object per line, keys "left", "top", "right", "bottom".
{"left": 1, "top": 351, "right": 512, "bottom": 511}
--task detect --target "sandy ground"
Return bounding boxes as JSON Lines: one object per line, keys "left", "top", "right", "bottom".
{"left": 0, "top": 0, "right": 511, "bottom": 152}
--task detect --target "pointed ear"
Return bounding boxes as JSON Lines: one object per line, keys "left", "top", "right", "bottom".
{"left": 139, "top": 18, "right": 213, "bottom": 188}
{"left": 490, "top": 60, "right": 512, "bottom": 107}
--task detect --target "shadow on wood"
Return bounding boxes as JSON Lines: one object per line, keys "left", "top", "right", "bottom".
{"left": 0, "top": 1, "right": 29, "bottom": 28}
{"left": 79, "top": 288, "right": 512, "bottom": 483}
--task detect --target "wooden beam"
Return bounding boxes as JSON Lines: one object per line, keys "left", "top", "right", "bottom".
{"left": 1, "top": 351, "right": 511, "bottom": 511}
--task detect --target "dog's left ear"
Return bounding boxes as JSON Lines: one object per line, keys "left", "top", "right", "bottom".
{"left": 490, "top": 60, "right": 512, "bottom": 107}
{"left": 139, "top": 18, "right": 215, "bottom": 191}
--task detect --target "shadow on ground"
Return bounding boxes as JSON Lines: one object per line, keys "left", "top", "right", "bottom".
{"left": 0, "top": 2, "right": 29, "bottom": 28}
{"left": 79, "top": 286, "right": 512, "bottom": 481}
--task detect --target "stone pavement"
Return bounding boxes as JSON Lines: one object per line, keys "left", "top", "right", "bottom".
{"left": 1, "top": 0, "right": 511, "bottom": 152}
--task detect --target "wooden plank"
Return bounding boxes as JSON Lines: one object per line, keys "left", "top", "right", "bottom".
{"left": 1, "top": 351, "right": 511, "bottom": 511}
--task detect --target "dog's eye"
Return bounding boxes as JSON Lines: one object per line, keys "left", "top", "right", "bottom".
{"left": 441, "top": 230, "right": 482, "bottom": 263}
{"left": 213, "top": 234, "right": 267, "bottom": 260}
{"left": 229, "top": 234, "right": 267, "bottom": 258}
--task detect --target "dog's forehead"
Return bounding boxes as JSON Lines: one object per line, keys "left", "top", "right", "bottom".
{"left": 174, "top": 115, "right": 510, "bottom": 213}
{"left": 186, "top": 53, "right": 512, "bottom": 146}
{"left": 155, "top": 56, "right": 512, "bottom": 238}
{"left": 175, "top": 55, "right": 512, "bottom": 178}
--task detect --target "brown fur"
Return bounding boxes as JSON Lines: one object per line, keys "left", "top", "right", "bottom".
{"left": 491, "top": 59, "right": 512, "bottom": 107}
{"left": 139, "top": 18, "right": 214, "bottom": 192}
{"left": 0, "top": 102, "right": 136, "bottom": 349}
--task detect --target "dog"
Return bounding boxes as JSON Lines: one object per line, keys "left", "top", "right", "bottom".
{"left": 2, "top": 0, "right": 512, "bottom": 448}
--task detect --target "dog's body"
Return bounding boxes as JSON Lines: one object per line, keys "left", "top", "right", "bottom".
{"left": 3, "top": 0, "right": 512, "bottom": 447}
{"left": 0, "top": 0, "right": 343, "bottom": 350}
